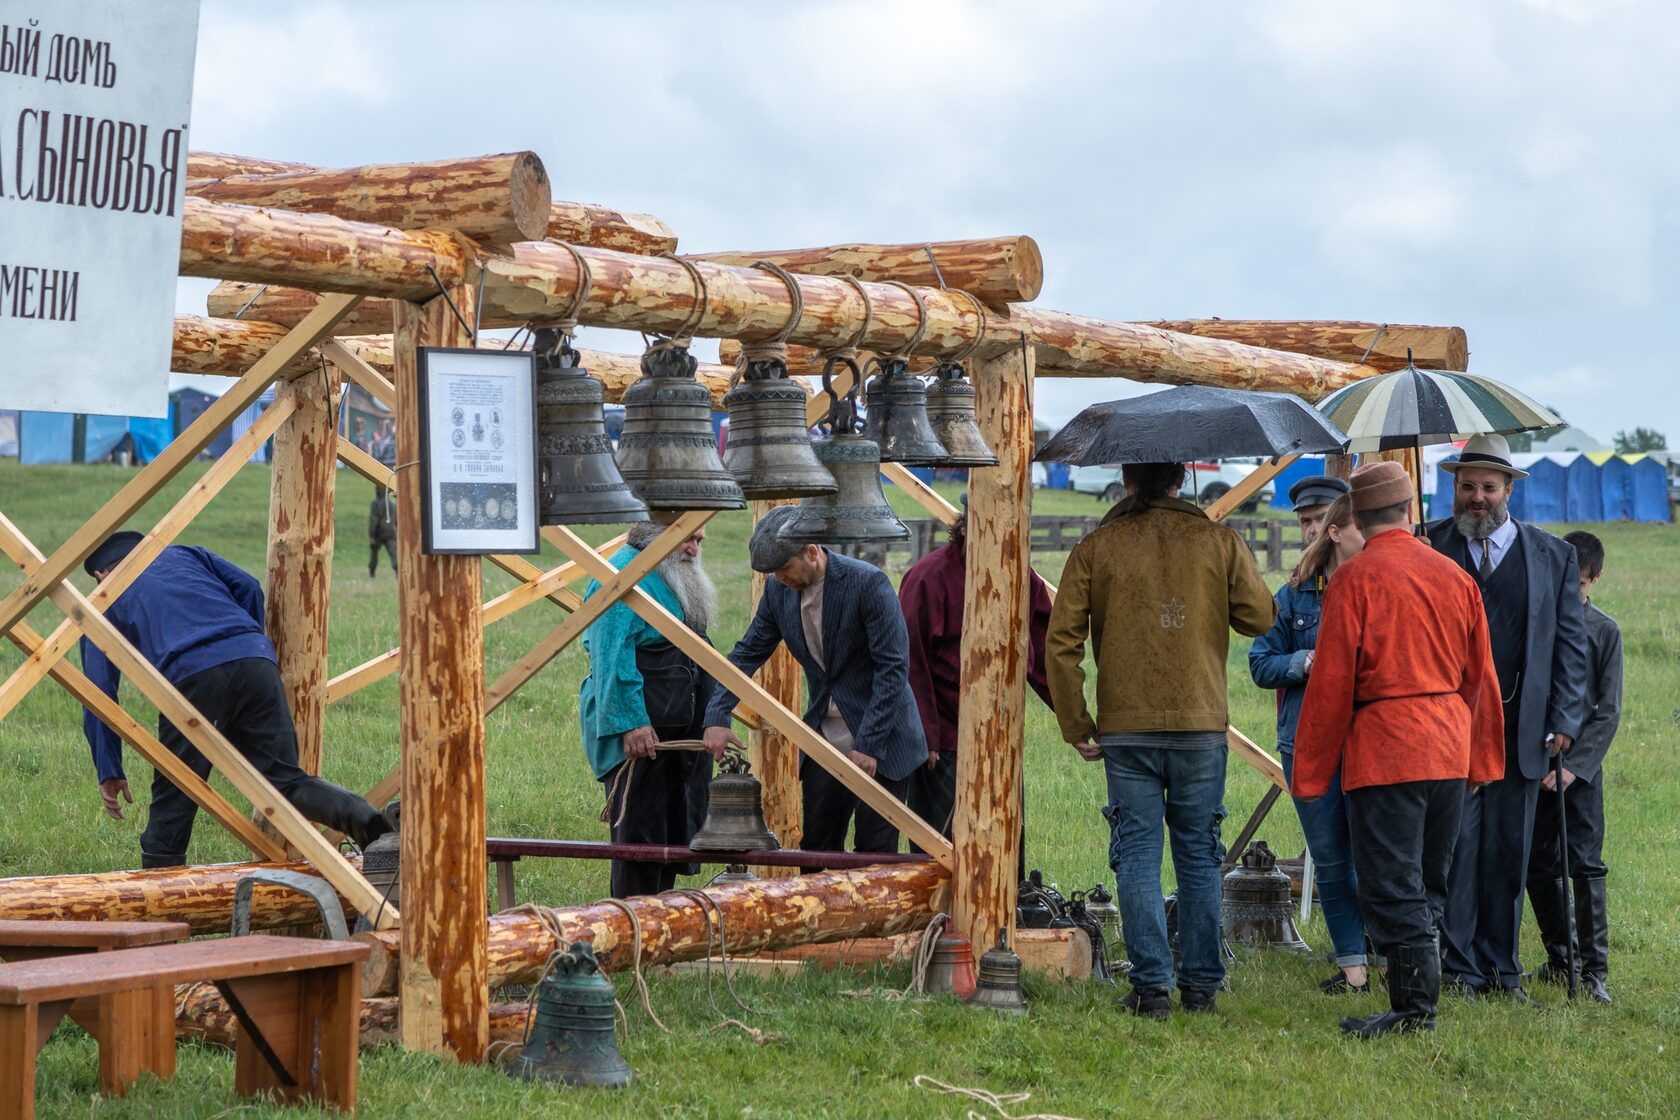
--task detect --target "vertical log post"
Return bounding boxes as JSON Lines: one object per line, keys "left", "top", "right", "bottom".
{"left": 748, "top": 499, "right": 803, "bottom": 876}
{"left": 952, "top": 339, "right": 1035, "bottom": 945}
{"left": 395, "top": 290, "right": 488, "bottom": 1060}
{"left": 265, "top": 363, "right": 342, "bottom": 774}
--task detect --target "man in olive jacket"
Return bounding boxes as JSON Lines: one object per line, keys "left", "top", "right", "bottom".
{"left": 1047, "top": 461, "right": 1275, "bottom": 1018}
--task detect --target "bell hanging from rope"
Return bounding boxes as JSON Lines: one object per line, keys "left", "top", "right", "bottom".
{"left": 510, "top": 941, "right": 633, "bottom": 1089}
{"left": 722, "top": 355, "right": 838, "bottom": 499}
{"left": 615, "top": 339, "right": 746, "bottom": 511}
{"left": 779, "top": 357, "right": 910, "bottom": 546}
{"left": 968, "top": 928, "right": 1030, "bottom": 1015}
{"left": 1221, "top": 840, "right": 1311, "bottom": 954}
{"left": 923, "top": 360, "right": 1000, "bottom": 467}
{"left": 534, "top": 328, "right": 650, "bottom": 525}
{"left": 860, "top": 356, "right": 949, "bottom": 465}
{"left": 689, "top": 753, "right": 780, "bottom": 852}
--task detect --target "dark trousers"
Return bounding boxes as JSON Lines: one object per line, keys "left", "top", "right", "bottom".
{"left": 906, "top": 750, "right": 957, "bottom": 838}
{"left": 142, "top": 658, "right": 390, "bottom": 868}
{"left": 369, "top": 536, "right": 397, "bottom": 575}
{"left": 1346, "top": 779, "right": 1463, "bottom": 952}
{"left": 1528, "top": 774, "right": 1606, "bottom": 882}
{"left": 800, "top": 755, "right": 911, "bottom": 874}
{"left": 603, "top": 750, "right": 711, "bottom": 899}
{"left": 1442, "top": 751, "right": 1540, "bottom": 989}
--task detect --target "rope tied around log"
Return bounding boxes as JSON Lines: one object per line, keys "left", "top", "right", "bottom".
{"left": 731, "top": 261, "right": 806, "bottom": 387}
{"left": 657, "top": 251, "right": 711, "bottom": 347}
{"left": 949, "top": 290, "right": 989, "bottom": 365}
{"left": 532, "top": 242, "right": 593, "bottom": 339}
{"left": 884, "top": 279, "right": 930, "bottom": 359}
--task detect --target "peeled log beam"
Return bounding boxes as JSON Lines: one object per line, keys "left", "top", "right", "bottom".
{"left": 548, "top": 201, "right": 678, "bottom": 255}
{"left": 0, "top": 859, "right": 358, "bottom": 935}
{"left": 691, "top": 236, "right": 1044, "bottom": 306}
{"left": 179, "top": 196, "right": 471, "bottom": 301}
{"left": 208, "top": 281, "right": 396, "bottom": 335}
{"left": 187, "top": 151, "right": 308, "bottom": 179}
{"left": 186, "top": 152, "right": 552, "bottom": 245}
{"left": 177, "top": 991, "right": 532, "bottom": 1051}
{"left": 1140, "top": 320, "right": 1469, "bottom": 373}
{"left": 355, "top": 862, "right": 950, "bottom": 996}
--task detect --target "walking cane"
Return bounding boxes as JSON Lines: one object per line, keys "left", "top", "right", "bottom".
{"left": 1552, "top": 745, "right": 1579, "bottom": 1000}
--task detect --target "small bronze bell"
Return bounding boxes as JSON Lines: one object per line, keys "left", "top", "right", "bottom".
{"left": 780, "top": 358, "right": 909, "bottom": 546}
{"left": 1221, "top": 840, "right": 1311, "bottom": 954}
{"left": 1086, "top": 884, "right": 1123, "bottom": 967}
{"left": 924, "top": 932, "right": 978, "bottom": 999}
{"left": 689, "top": 753, "right": 780, "bottom": 852}
{"left": 722, "top": 356, "right": 838, "bottom": 499}
{"left": 968, "top": 928, "right": 1029, "bottom": 1015}
{"left": 709, "top": 863, "right": 758, "bottom": 886}
{"left": 1064, "top": 891, "right": 1112, "bottom": 981}
{"left": 534, "top": 329, "right": 650, "bottom": 525}
{"left": 860, "top": 357, "right": 949, "bottom": 464}
{"left": 510, "top": 941, "right": 633, "bottom": 1088}
{"left": 616, "top": 341, "right": 746, "bottom": 511}
{"left": 923, "top": 361, "right": 1000, "bottom": 467}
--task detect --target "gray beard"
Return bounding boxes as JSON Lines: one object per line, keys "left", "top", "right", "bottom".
{"left": 658, "top": 553, "right": 716, "bottom": 634}
{"left": 1453, "top": 501, "right": 1509, "bottom": 541}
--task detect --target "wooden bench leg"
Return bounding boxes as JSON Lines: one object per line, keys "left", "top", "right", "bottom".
{"left": 494, "top": 858, "right": 517, "bottom": 912}
{"left": 2, "top": 1003, "right": 39, "bottom": 1120}
{"left": 95, "top": 989, "right": 151, "bottom": 1095}
{"left": 220, "top": 963, "right": 360, "bottom": 1111}
{"left": 220, "top": 974, "right": 303, "bottom": 1103}
{"left": 304, "top": 962, "right": 360, "bottom": 1111}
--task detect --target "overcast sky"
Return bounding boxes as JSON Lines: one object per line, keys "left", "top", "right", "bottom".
{"left": 177, "top": 0, "right": 1680, "bottom": 444}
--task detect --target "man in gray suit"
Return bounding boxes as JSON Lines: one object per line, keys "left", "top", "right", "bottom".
{"left": 1429, "top": 434, "right": 1588, "bottom": 1002}
{"left": 703, "top": 507, "right": 926, "bottom": 866}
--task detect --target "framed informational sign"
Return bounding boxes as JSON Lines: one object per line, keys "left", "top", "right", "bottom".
{"left": 416, "top": 347, "right": 539, "bottom": 555}
{"left": 0, "top": 0, "right": 201, "bottom": 417}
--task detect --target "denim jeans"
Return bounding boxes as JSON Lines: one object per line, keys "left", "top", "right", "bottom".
{"left": 1101, "top": 742, "right": 1228, "bottom": 992}
{"left": 1281, "top": 752, "right": 1368, "bottom": 967}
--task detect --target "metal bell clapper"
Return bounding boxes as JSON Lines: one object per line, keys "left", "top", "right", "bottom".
{"left": 924, "top": 931, "right": 979, "bottom": 999}
{"left": 859, "top": 356, "right": 949, "bottom": 465}
{"left": 615, "top": 340, "right": 746, "bottom": 511}
{"left": 923, "top": 360, "right": 1000, "bottom": 467}
{"left": 1221, "top": 840, "right": 1312, "bottom": 954}
{"left": 689, "top": 753, "right": 781, "bottom": 852}
{"left": 721, "top": 355, "right": 838, "bottom": 499}
{"left": 709, "top": 863, "right": 758, "bottom": 886}
{"left": 779, "top": 356, "right": 910, "bottom": 546}
{"left": 968, "top": 929, "right": 1029, "bottom": 1015}
{"left": 510, "top": 941, "right": 633, "bottom": 1089}
{"left": 534, "top": 329, "right": 650, "bottom": 525}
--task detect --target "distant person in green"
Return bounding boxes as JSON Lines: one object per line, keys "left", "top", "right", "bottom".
{"left": 579, "top": 512, "right": 721, "bottom": 898}
{"left": 1527, "top": 530, "right": 1622, "bottom": 1003}
{"left": 368, "top": 485, "right": 396, "bottom": 577}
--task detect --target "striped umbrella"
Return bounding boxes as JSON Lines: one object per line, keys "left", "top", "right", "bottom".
{"left": 1317, "top": 351, "right": 1563, "bottom": 453}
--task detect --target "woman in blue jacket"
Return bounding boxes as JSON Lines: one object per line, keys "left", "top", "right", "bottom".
{"left": 1249, "top": 484, "right": 1370, "bottom": 993}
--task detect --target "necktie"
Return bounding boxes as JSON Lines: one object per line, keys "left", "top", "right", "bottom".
{"left": 1478, "top": 539, "right": 1493, "bottom": 577}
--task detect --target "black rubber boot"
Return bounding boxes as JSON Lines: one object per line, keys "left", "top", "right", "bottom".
{"left": 1576, "top": 876, "right": 1610, "bottom": 1004}
{"left": 1340, "top": 943, "right": 1437, "bottom": 1037}
{"left": 1527, "top": 877, "right": 1574, "bottom": 985}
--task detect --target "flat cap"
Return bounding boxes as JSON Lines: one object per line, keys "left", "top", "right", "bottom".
{"left": 1349, "top": 461, "right": 1414, "bottom": 512}
{"left": 749, "top": 506, "right": 806, "bottom": 573}
{"left": 1287, "top": 474, "right": 1350, "bottom": 511}
{"left": 85, "top": 531, "right": 143, "bottom": 579}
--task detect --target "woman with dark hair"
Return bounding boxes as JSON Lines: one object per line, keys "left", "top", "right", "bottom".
{"left": 1250, "top": 493, "right": 1371, "bottom": 992}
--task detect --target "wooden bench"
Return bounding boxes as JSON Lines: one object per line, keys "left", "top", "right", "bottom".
{"left": 0, "top": 919, "right": 191, "bottom": 1098}
{"left": 0, "top": 934, "right": 370, "bottom": 1118}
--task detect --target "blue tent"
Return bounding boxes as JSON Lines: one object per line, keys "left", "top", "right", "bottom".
{"left": 1625, "top": 455, "right": 1671, "bottom": 523}
{"left": 1268, "top": 455, "right": 1327, "bottom": 510}
{"left": 1597, "top": 455, "right": 1634, "bottom": 521}
{"left": 19, "top": 412, "right": 75, "bottom": 464}
{"left": 1563, "top": 454, "right": 1602, "bottom": 522}
{"left": 1508, "top": 454, "right": 1566, "bottom": 524}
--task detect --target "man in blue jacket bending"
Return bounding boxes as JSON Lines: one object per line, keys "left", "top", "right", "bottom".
{"left": 80, "top": 532, "right": 393, "bottom": 867}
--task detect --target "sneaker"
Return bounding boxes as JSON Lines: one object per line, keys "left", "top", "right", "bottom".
{"left": 1118, "top": 985, "right": 1171, "bottom": 1020}
{"left": 1180, "top": 987, "right": 1218, "bottom": 1014}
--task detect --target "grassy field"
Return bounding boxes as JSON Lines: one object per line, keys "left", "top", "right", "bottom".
{"left": 1, "top": 458, "right": 1676, "bottom": 1119}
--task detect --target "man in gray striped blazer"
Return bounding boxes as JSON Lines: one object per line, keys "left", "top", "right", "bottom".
{"left": 703, "top": 507, "right": 927, "bottom": 866}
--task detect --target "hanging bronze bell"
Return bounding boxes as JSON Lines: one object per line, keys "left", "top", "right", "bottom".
{"left": 1221, "top": 840, "right": 1311, "bottom": 954}
{"left": 860, "top": 356, "right": 949, "bottom": 464}
{"left": 689, "top": 753, "right": 780, "bottom": 852}
{"left": 968, "top": 928, "right": 1029, "bottom": 1015}
{"left": 709, "top": 863, "right": 758, "bottom": 886}
{"left": 781, "top": 357, "right": 908, "bottom": 545}
{"left": 616, "top": 341, "right": 746, "bottom": 511}
{"left": 925, "top": 932, "right": 979, "bottom": 999}
{"left": 924, "top": 361, "right": 1000, "bottom": 467}
{"left": 722, "top": 356, "right": 838, "bottom": 499}
{"left": 510, "top": 941, "right": 633, "bottom": 1089}
{"left": 534, "top": 329, "right": 650, "bottom": 525}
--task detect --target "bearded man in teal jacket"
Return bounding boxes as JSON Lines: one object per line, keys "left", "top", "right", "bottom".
{"left": 580, "top": 514, "right": 720, "bottom": 898}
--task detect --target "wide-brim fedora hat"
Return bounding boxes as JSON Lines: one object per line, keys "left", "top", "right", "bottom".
{"left": 1441, "top": 433, "right": 1528, "bottom": 480}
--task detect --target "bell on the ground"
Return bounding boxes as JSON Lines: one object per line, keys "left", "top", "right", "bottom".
{"left": 1086, "top": 884, "right": 1124, "bottom": 968}
{"left": 968, "top": 929, "right": 1030, "bottom": 1015}
{"left": 923, "top": 361, "right": 1000, "bottom": 467}
{"left": 709, "top": 863, "right": 758, "bottom": 886}
{"left": 689, "top": 754, "right": 780, "bottom": 852}
{"left": 925, "top": 932, "right": 979, "bottom": 999}
{"left": 1064, "top": 891, "right": 1112, "bottom": 980}
{"left": 509, "top": 941, "right": 633, "bottom": 1089}
{"left": 859, "top": 357, "right": 949, "bottom": 464}
{"left": 1222, "top": 840, "right": 1312, "bottom": 954}
{"left": 616, "top": 341, "right": 746, "bottom": 510}
{"left": 534, "top": 329, "right": 649, "bottom": 525}
{"left": 722, "top": 356, "right": 837, "bottom": 499}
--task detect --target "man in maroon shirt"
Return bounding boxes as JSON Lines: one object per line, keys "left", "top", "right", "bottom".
{"left": 898, "top": 511, "right": 1055, "bottom": 840}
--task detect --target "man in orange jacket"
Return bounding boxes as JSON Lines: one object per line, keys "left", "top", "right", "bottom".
{"left": 1293, "top": 461, "right": 1504, "bottom": 1037}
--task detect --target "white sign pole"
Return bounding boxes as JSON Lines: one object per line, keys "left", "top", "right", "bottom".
{"left": 0, "top": 0, "right": 201, "bottom": 417}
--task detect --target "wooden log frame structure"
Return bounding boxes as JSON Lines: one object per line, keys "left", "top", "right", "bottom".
{"left": 0, "top": 146, "right": 1444, "bottom": 1063}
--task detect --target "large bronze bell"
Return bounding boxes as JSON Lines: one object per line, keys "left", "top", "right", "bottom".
{"left": 722, "top": 356, "right": 838, "bottom": 499}
{"left": 534, "top": 329, "right": 649, "bottom": 525}
{"left": 510, "top": 941, "right": 633, "bottom": 1089}
{"left": 780, "top": 358, "right": 908, "bottom": 545}
{"left": 689, "top": 753, "right": 780, "bottom": 852}
{"left": 925, "top": 932, "right": 979, "bottom": 999}
{"left": 615, "top": 341, "right": 746, "bottom": 511}
{"left": 968, "top": 929, "right": 1029, "bottom": 1015}
{"left": 860, "top": 356, "right": 949, "bottom": 464}
{"left": 924, "top": 361, "right": 1000, "bottom": 467}
{"left": 1222, "top": 840, "right": 1311, "bottom": 954}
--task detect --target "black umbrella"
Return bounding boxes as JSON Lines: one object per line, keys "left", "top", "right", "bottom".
{"left": 1034, "top": 385, "right": 1348, "bottom": 466}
